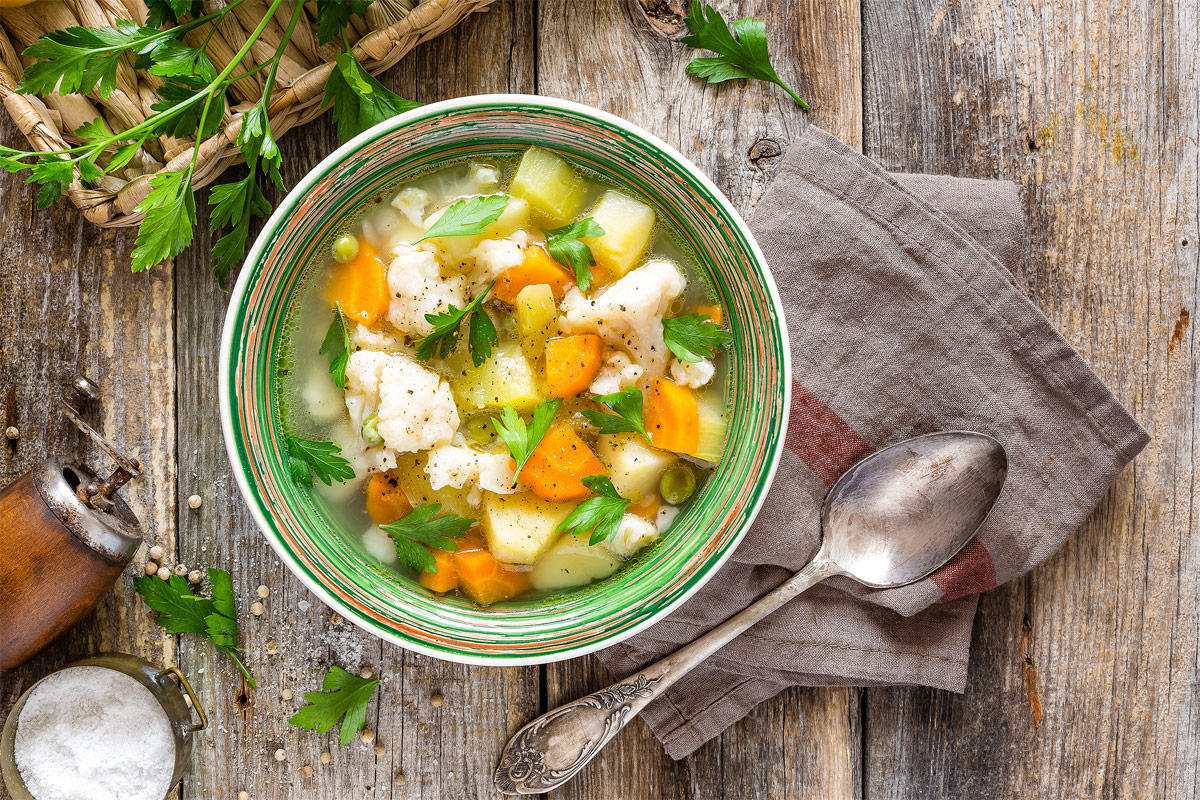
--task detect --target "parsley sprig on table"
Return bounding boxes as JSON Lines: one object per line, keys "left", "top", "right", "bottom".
{"left": 662, "top": 313, "right": 733, "bottom": 362}
{"left": 582, "top": 388, "right": 648, "bottom": 438}
{"left": 0, "top": 0, "right": 419, "bottom": 285}
{"left": 681, "top": 2, "right": 809, "bottom": 111}
{"left": 414, "top": 195, "right": 510, "bottom": 244}
{"left": 286, "top": 436, "right": 355, "bottom": 486}
{"left": 288, "top": 664, "right": 381, "bottom": 746}
{"left": 380, "top": 504, "right": 476, "bottom": 574}
{"left": 134, "top": 567, "right": 256, "bottom": 688}
{"left": 492, "top": 399, "right": 563, "bottom": 475}
{"left": 543, "top": 217, "right": 605, "bottom": 291}
{"left": 414, "top": 282, "right": 498, "bottom": 366}
{"left": 556, "top": 476, "right": 631, "bottom": 545}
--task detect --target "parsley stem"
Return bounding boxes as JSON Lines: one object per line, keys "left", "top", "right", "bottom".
{"left": 777, "top": 81, "right": 811, "bottom": 111}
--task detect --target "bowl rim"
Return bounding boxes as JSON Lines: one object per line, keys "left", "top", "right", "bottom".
{"left": 219, "top": 93, "right": 791, "bottom": 666}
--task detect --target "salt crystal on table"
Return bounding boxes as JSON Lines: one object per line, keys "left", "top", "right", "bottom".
{"left": 14, "top": 666, "right": 175, "bottom": 800}
{"left": 297, "top": 600, "right": 311, "bottom": 611}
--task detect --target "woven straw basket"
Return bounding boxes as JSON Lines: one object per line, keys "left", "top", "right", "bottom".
{"left": 0, "top": 0, "right": 493, "bottom": 227}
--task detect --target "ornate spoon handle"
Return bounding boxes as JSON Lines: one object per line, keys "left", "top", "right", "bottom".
{"left": 494, "top": 556, "right": 838, "bottom": 795}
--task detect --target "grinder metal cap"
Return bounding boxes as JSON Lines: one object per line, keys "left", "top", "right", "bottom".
{"left": 43, "top": 376, "right": 144, "bottom": 562}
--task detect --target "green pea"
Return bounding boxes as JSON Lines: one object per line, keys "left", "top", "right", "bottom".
{"left": 659, "top": 465, "right": 696, "bottom": 505}
{"left": 332, "top": 234, "right": 359, "bottom": 263}
{"left": 465, "top": 415, "right": 496, "bottom": 444}
{"left": 361, "top": 414, "right": 383, "bottom": 446}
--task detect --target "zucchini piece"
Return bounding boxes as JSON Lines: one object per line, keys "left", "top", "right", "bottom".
{"left": 514, "top": 283, "right": 558, "bottom": 360}
{"left": 449, "top": 343, "right": 544, "bottom": 413}
{"left": 582, "top": 190, "right": 656, "bottom": 277}
{"left": 510, "top": 148, "right": 586, "bottom": 223}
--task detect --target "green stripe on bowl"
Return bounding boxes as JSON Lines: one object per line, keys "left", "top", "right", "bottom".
{"left": 220, "top": 95, "right": 790, "bottom": 665}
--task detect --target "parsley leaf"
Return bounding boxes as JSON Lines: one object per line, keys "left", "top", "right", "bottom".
{"left": 17, "top": 21, "right": 173, "bottom": 97}
{"left": 289, "top": 665, "right": 381, "bottom": 746}
{"left": 380, "top": 504, "right": 475, "bottom": 574}
{"left": 314, "top": 0, "right": 372, "bottom": 46}
{"left": 491, "top": 399, "right": 562, "bottom": 476}
{"left": 322, "top": 49, "right": 420, "bottom": 142}
{"left": 149, "top": 78, "right": 226, "bottom": 140}
{"left": 543, "top": 217, "right": 605, "bottom": 291}
{"left": 415, "top": 195, "right": 509, "bottom": 244}
{"left": 285, "top": 436, "right": 355, "bottom": 486}
{"left": 320, "top": 303, "right": 352, "bottom": 388}
{"left": 133, "top": 567, "right": 256, "bottom": 688}
{"left": 680, "top": 2, "right": 809, "bottom": 111}
{"left": 556, "top": 476, "right": 631, "bottom": 545}
{"left": 662, "top": 312, "right": 733, "bottom": 363}
{"left": 582, "top": 388, "right": 648, "bottom": 438}
{"left": 131, "top": 169, "right": 196, "bottom": 273}
{"left": 414, "top": 283, "right": 497, "bottom": 365}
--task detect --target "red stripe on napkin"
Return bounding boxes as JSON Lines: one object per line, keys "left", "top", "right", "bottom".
{"left": 785, "top": 381, "right": 876, "bottom": 488}
{"left": 929, "top": 540, "right": 997, "bottom": 601}
{"left": 784, "top": 380, "right": 998, "bottom": 601}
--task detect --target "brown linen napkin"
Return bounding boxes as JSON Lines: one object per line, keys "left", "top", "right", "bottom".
{"left": 595, "top": 126, "right": 1149, "bottom": 760}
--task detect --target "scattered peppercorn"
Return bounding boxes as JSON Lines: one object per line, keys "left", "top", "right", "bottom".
{"left": 320, "top": 751, "right": 331, "bottom": 765}
{"left": 187, "top": 570, "right": 203, "bottom": 584}
{"left": 144, "top": 562, "right": 158, "bottom": 576}
{"left": 5, "top": 426, "right": 19, "bottom": 440}
{"left": 330, "top": 612, "right": 343, "bottom": 625}
{"left": 173, "top": 564, "right": 188, "bottom": 577}
{"left": 156, "top": 565, "right": 171, "bottom": 580}
{"left": 430, "top": 692, "right": 444, "bottom": 707}
{"left": 187, "top": 494, "right": 202, "bottom": 509}
{"left": 251, "top": 602, "right": 265, "bottom": 616}
{"left": 274, "top": 748, "right": 286, "bottom": 762}
{"left": 256, "top": 584, "right": 270, "bottom": 598}
{"left": 373, "top": 743, "right": 385, "bottom": 756}
{"left": 265, "top": 640, "right": 280, "bottom": 655}
{"left": 360, "top": 728, "right": 375, "bottom": 744}
{"left": 238, "top": 792, "right": 249, "bottom": 800}
{"left": 149, "top": 545, "right": 165, "bottom": 560}
{"left": 281, "top": 688, "right": 292, "bottom": 700}
{"left": 359, "top": 666, "right": 374, "bottom": 679}
{"left": 301, "top": 765, "right": 314, "bottom": 778}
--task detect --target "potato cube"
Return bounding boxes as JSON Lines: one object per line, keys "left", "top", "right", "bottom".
{"left": 510, "top": 148, "right": 586, "bottom": 223}
{"left": 583, "top": 190, "right": 656, "bottom": 277}
{"left": 481, "top": 492, "right": 576, "bottom": 564}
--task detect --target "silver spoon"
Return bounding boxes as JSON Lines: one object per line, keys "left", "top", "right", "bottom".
{"left": 494, "top": 431, "right": 1007, "bottom": 795}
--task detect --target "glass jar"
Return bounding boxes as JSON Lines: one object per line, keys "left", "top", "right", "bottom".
{"left": 0, "top": 653, "right": 206, "bottom": 800}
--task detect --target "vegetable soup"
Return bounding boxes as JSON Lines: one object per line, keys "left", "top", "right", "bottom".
{"left": 278, "top": 147, "right": 731, "bottom": 607}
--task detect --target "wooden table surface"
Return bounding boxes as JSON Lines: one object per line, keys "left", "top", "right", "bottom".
{"left": 2, "top": 1, "right": 1197, "bottom": 798}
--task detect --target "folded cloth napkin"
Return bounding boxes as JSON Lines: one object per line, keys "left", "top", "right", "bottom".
{"left": 595, "top": 126, "right": 1149, "bottom": 760}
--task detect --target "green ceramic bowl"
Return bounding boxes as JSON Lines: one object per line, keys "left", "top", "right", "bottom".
{"left": 220, "top": 95, "right": 790, "bottom": 665}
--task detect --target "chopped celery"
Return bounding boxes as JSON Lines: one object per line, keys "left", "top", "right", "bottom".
{"left": 692, "top": 395, "right": 728, "bottom": 464}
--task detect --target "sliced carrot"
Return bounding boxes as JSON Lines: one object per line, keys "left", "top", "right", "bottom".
{"left": 519, "top": 423, "right": 606, "bottom": 501}
{"left": 418, "top": 549, "right": 459, "bottom": 593}
{"left": 631, "top": 494, "right": 661, "bottom": 522}
{"left": 694, "top": 304, "right": 723, "bottom": 324}
{"left": 324, "top": 239, "right": 389, "bottom": 326}
{"left": 454, "top": 547, "right": 532, "bottom": 605}
{"left": 494, "top": 246, "right": 574, "bottom": 302}
{"left": 544, "top": 334, "right": 605, "bottom": 398}
{"left": 365, "top": 471, "right": 411, "bottom": 524}
{"left": 644, "top": 378, "right": 700, "bottom": 454}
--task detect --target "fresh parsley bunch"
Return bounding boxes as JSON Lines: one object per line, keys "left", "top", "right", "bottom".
{"left": 289, "top": 664, "right": 381, "bottom": 746}
{"left": 0, "top": 0, "right": 419, "bottom": 286}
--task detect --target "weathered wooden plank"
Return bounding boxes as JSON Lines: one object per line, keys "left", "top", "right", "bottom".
{"left": 170, "top": 3, "right": 540, "bottom": 798}
{"left": 536, "top": 1, "right": 863, "bottom": 798}
{"left": 862, "top": 0, "right": 1199, "bottom": 797}
{"left": 0, "top": 111, "right": 176, "bottom": 729}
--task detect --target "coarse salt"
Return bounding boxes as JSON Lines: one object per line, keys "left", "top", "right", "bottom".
{"left": 14, "top": 666, "right": 175, "bottom": 800}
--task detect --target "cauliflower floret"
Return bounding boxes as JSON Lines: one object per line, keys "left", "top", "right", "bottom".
{"left": 559, "top": 259, "right": 686, "bottom": 383}
{"left": 669, "top": 357, "right": 715, "bottom": 388}
{"left": 589, "top": 349, "right": 644, "bottom": 395}
{"left": 362, "top": 525, "right": 399, "bottom": 564}
{"left": 468, "top": 163, "right": 501, "bottom": 192}
{"left": 302, "top": 362, "right": 346, "bottom": 422}
{"left": 351, "top": 323, "right": 405, "bottom": 353}
{"left": 471, "top": 237, "right": 524, "bottom": 287}
{"left": 345, "top": 350, "right": 459, "bottom": 454}
{"left": 391, "top": 186, "right": 430, "bottom": 227}
{"left": 385, "top": 243, "right": 466, "bottom": 336}
{"left": 425, "top": 444, "right": 518, "bottom": 503}
{"left": 607, "top": 513, "right": 660, "bottom": 559}
{"left": 330, "top": 417, "right": 396, "bottom": 474}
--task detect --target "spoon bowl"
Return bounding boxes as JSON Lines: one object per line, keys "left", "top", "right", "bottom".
{"left": 821, "top": 431, "right": 1007, "bottom": 587}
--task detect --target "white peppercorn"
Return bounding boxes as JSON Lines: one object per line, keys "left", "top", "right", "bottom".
{"left": 144, "top": 561, "right": 158, "bottom": 576}
{"left": 187, "top": 494, "right": 202, "bottom": 509}
{"left": 359, "top": 728, "right": 375, "bottom": 744}
{"left": 4, "top": 426, "right": 19, "bottom": 441}
{"left": 274, "top": 748, "right": 286, "bottom": 762}
{"left": 187, "top": 570, "right": 203, "bottom": 584}
{"left": 149, "top": 545, "right": 165, "bottom": 560}
{"left": 319, "top": 751, "right": 331, "bottom": 765}
{"left": 173, "top": 564, "right": 188, "bottom": 577}
{"left": 256, "top": 584, "right": 269, "bottom": 598}
{"left": 359, "top": 666, "right": 373, "bottom": 679}
{"left": 156, "top": 565, "right": 171, "bottom": 580}
{"left": 250, "top": 602, "right": 265, "bottom": 616}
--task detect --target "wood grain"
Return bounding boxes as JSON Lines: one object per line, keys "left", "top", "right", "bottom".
{"left": 861, "top": 0, "right": 1199, "bottom": 797}
{"left": 536, "top": 2, "right": 862, "bottom": 798}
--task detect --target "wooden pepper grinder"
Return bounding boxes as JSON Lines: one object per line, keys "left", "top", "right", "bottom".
{"left": 0, "top": 376, "right": 143, "bottom": 671}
